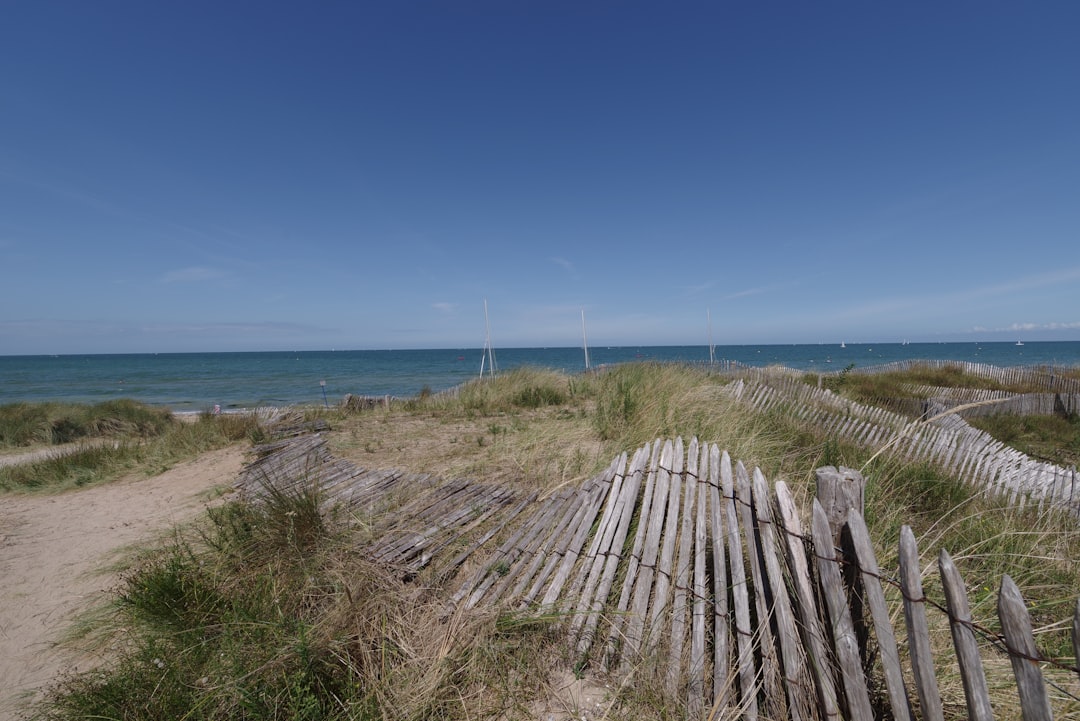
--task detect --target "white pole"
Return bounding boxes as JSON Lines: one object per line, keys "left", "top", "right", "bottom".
{"left": 582, "top": 309, "right": 590, "bottom": 370}
{"left": 483, "top": 298, "right": 497, "bottom": 378}
{"left": 707, "top": 308, "right": 715, "bottom": 364}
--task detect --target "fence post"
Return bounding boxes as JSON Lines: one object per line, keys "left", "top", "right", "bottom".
{"left": 816, "top": 466, "right": 865, "bottom": 547}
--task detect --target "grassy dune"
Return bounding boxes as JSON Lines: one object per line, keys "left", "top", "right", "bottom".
{"left": 19, "top": 364, "right": 1080, "bottom": 720}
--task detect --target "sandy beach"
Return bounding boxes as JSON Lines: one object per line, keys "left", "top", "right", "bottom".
{"left": 0, "top": 447, "right": 245, "bottom": 721}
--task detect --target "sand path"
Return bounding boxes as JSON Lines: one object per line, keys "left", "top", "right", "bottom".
{"left": 0, "top": 446, "right": 246, "bottom": 721}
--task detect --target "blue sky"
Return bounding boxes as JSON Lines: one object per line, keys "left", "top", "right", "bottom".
{"left": 2, "top": 2, "right": 1078, "bottom": 354}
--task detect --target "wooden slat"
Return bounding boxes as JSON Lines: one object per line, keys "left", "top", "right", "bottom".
{"left": 668, "top": 437, "right": 699, "bottom": 690}
{"left": 899, "top": 525, "right": 944, "bottom": 721}
{"left": 540, "top": 461, "right": 617, "bottom": 608}
{"left": 998, "top": 575, "right": 1053, "bottom": 721}
{"left": 844, "top": 508, "right": 913, "bottom": 721}
{"left": 573, "top": 446, "right": 647, "bottom": 657}
{"left": 774, "top": 481, "right": 838, "bottom": 721}
{"left": 567, "top": 453, "right": 630, "bottom": 633}
{"left": 736, "top": 461, "right": 782, "bottom": 717}
{"left": 687, "top": 443, "right": 709, "bottom": 717}
{"left": 938, "top": 549, "right": 993, "bottom": 721}
{"left": 622, "top": 439, "right": 675, "bottom": 667}
{"left": 648, "top": 438, "right": 685, "bottom": 652}
{"left": 753, "top": 468, "right": 812, "bottom": 721}
{"left": 709, "top": 444, "right": 731, "bottom": 709}
{"left": 811, "top": 499, "right": 874, "bottom": 721}
{"left": 604, "top": 440, "right": 662, "bottom": 668}
{"left": 723, "top": 451, "right": 759, "bottom": 719}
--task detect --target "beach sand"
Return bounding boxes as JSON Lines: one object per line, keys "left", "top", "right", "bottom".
{"left": 0, "top": 446, "right": 245, "bottom": 721}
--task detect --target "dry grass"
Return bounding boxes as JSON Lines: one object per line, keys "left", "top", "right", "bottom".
{"left": 34, "top": 363, "right": 1080, "bottom": 721}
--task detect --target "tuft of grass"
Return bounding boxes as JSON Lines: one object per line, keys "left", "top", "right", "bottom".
{"left": 0, "top": 407, "right": 265, "bottom": 493}
{"left": 38, "top": 480, "right": 563, "bottom": 721}
{"left": 0, "top": 399, "right": 175, "bottom": 448}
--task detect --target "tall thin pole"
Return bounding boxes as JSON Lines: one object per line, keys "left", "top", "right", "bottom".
{"left": 481, "top": 298, "right": 497, "bottom": 379}
{"left": 581, "top": 309, "right": 590, "bottom": 370}
{"left": 707, "top": 308, "right": 716, "bottom": 364}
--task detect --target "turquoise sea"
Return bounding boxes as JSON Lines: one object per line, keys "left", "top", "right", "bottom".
{"left": 2, "top": 342, "right": 1078, "bottom": 412}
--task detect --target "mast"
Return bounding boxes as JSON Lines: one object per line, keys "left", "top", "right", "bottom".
{"left": 581, "top": 309, "right": 590, "bottom": 370}
{"left": 707, "top": 307, "right": 715, "bottom": 364}
{"left": 480, "top": 298, "right": 497, "bottom": 379}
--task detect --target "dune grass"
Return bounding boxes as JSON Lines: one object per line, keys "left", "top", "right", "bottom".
{"left": 31, "top": 364, "right": 1080, "bottom": 720}
{"left": 0, "top": 405, "right": 264, "bottom": 493}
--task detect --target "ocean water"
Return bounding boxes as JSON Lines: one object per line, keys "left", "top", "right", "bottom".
{"left": 1, "top": 342, "right": 1078, "bottom": 412}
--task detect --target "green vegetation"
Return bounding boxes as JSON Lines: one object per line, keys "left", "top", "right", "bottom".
{"left": 0, "top": 403, "right": 264, "bottom": 492}
{"left": 969, "top": 413, "right": 1080, "bottom": 467}
{"left": 28, "top": 364, "right": 1080, "bottom": 720}
{"left": 0, "top": 399, "right": 174, "bottom": 448}
{"left": 38, "top": 483, "right": 560, "bottom": 721}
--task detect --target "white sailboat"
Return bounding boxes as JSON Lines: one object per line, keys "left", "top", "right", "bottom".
{"left": 840, "top": 341, "right": 846, "bottom": 349}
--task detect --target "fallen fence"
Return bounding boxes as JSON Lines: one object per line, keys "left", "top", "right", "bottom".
{"left": 725, "top": 376, "right": 1080, "bottom": 518}
{"left": 237, "top": 432, "right": 1080, "bottom": 719}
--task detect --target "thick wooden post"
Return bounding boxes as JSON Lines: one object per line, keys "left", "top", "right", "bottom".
{"left": 816, "top": 466, "right": 865, "bottom": 546}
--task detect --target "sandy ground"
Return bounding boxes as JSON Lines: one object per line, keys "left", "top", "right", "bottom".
{"left": 0, "top": 446, "right": 245, "bottom": 721}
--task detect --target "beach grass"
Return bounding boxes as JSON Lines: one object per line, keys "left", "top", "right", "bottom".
{"left": 0, "top": 405, "right": 263, "bottom": 493}
{"left": 32, "top": 363, "right": 1080, "bottom": 720}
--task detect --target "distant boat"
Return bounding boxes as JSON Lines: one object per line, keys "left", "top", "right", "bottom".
{"left": 1016, "top": 340, "right": 1024, "bottom": 346}
{"left": 840, "top": 341, "right": 846, "bottom": 349}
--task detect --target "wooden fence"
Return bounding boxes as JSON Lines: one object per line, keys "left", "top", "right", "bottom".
{"left": 237, "top": 431, "right": 1080, "bottom": 720}
{"left": 901, "top": 385, "right": 1080, "bottom": 418}
{"left": 724, "top": 376, "right": 1080, "bottom": 518}
{"left": 844, "top": 360, "right": 1080, "bottom": 395}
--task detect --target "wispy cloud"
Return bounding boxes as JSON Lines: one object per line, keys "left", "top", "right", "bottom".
{"left": 722, "top": 281, "right": 798, "bottom": 301}
{"left": 973, "top": 321, "right": 1080, "bottom": 333}
{"left": 832, "top": 266, "right": 1080, "bottom": 323}
{"left": 432, "top": 302, "right": 456, "bottom": 314}
{"left": 160, "top": 266, "right": 226, "bottom": 283}
{"left": 550, "top": 257, "right": 576, "bottom": 275}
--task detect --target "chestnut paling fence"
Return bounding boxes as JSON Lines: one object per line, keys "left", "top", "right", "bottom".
{"left": 238, "top": 429, "right": 1080, "bottom": 720}
{"left": 723, "top": 375, "right": 1080, "bottom": 519}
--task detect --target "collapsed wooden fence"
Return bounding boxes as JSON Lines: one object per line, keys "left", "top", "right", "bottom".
{"left": 846, "top": 360, "right": 1080, "bottom": 395}
{"left": 724, "top": 376, "right": 1080, "bottom": 518}
{"left": 237, "top": 432, "right": 1080, "bottom": 720}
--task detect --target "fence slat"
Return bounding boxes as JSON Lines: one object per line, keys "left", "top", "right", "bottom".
{"left": 811, "top": 500, "right": 874, "bottom": 721}
{"left": 938, "top": 549, "right": 994, "bottom": 721}
{"left": 775, "top": 482, "right": 839, "bottom": 721}
{"left": 754, "top": 468, "right": 812, "bottom": 721}
{"left": 709, "top": 445, "right": 731, "bottom": 709}
{"left": 844, "top": 509, "right": 913, "bottom": 721}
{"left": 738, "top": 461, "right": 784, "bottom": 717}
{"left": 688, "top": 443, "right": 709, "bottom": 716}
{"left": 998, "top": 575, "right": 1053, "bottom": 721}
{"left": 899, "top": 525, "right": 945, "bottom": 721}
{"left": 724, "top": 451, "right": 759, "bottom": 719}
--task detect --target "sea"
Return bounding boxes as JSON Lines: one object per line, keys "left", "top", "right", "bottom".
{"left": 2, "top": 342, "right": 1078, "bottom": 413}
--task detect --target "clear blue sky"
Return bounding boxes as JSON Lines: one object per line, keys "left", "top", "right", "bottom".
{"left": 2, "top": 2, "right": 1078, "bottom": 354}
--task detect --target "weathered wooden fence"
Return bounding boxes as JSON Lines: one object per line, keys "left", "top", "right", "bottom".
{"left": 724, "top": 377, "right": 1080, "bottom": 518}
{"left": 845, "top": 360, "right": 1080, "bottom": 395}
{"left": 237, "top": 432, "right": 1080, "bottom": 720}
{"left": 903, "top": 385, "right": 1080, "bottom": 418}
